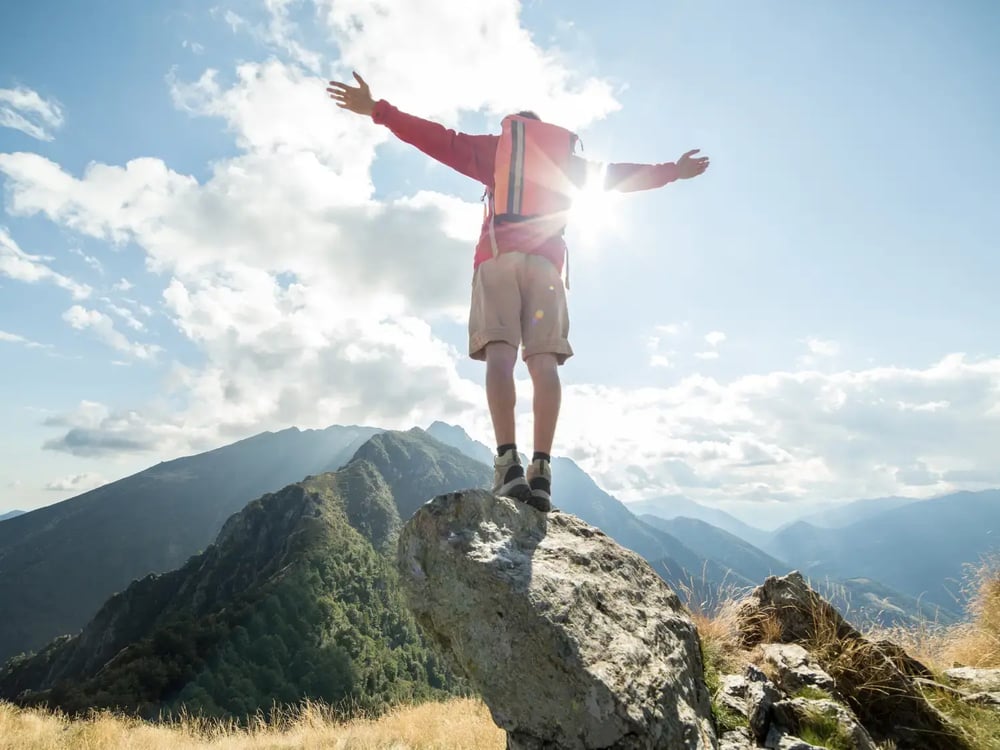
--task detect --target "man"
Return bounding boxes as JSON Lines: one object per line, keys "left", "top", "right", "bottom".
{"left": 327, "top": 72, "right": 709, "bottom": 512}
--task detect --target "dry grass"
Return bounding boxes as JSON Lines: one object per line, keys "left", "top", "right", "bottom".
{"left": 938, "top": 556, "right": 1000, "bottom": 668}
{"left": 867, "top": 556, "right": 1000, "bottom": 671}
{"left": 0, "top": 697, "right": 504, "bottom": 750}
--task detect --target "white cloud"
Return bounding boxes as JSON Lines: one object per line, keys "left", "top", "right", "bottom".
{"left": 113, "top": 278, "right": 134, "bottom": 291}
{"left": 504, "top": 353, "right": 1000, "bottom": 506}
{"left": 122, "top": 297, "right": 153, "bottom": 317}
{"left": 647, "top": 322, "right": 687, "bottom": 368}
{"left": 0, "top": 227, "right": 92, "bottom": 299}
{"left": 70, "top": 247, "right": 105, "bottom": 274}
{"left": 44, "top": 472, "right": 107, "bottom": 493}
{"left": 650, "top": 355, "right": 673, "bottom": 369}
{"left": 62, "top": 305, "right": 160, "bottom": 360}
{"left": 318, "top": 0, "right": 620, "bottom": 129}
{"left": 42, "top": 401, "right": 171, "bottom": 456}
{"left": 221, "top": 9, "right": 248, "bottom": 33}
{"left": 0, "top": 330, "right": 48, "bottom": 349}
{"left": 656, "top": 323, "right": 688, "bottom": 336}
{"left": 102, "top": 299, "right": 146, "bottom": 331}
{"left": 796, "top": 337, "right": 842, "bottom": 369}
{"left": 696, "top": 331, "right": 726, "bottom": 360}
{"left": 0, "top": 86, "right": 65, "bottom": 141}
{"left": 261, "top": 0, "right": 323, "bottom": 73}
{"left": 805, "top": 337, "right": 840, "bottom": 357}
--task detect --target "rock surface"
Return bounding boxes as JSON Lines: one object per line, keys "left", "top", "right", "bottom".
{"left": 944, "top": 666, "right": 1000, "bottom": 693}
{"left": 396, "top": 489, "right": 717, "bottom": 749}
{"left": 757, "top": 643, "right": 840, "bottom": 699}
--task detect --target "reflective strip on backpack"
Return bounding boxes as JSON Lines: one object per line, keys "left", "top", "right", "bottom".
{"left": 507, "top": 119, "right": 525, "bottom": 215}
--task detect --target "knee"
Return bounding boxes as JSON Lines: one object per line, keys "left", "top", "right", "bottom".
{"left": 485, "top": 342, "right": 518, "bottom": 375}
{"left": 526, "top": 353, "right": 559, "bottom": 381}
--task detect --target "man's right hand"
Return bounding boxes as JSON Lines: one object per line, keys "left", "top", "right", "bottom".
{"left": 326, "top": 72, "right": 375, "bottom": 117}
{"left": 676, "top": 149, "right": 710, "bottom": 179}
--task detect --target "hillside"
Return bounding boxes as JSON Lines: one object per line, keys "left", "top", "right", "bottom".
{"left": 0, "top": 425, "right": 381, "bottom": 664}
{"left": 626, "top": 495, "right": 769, "bottom": 548}
{"left": 0, "top": 510, "right": 24, "bottom": 522}
{"left": 0, "top": 457, "right": 459, "bottom": 719}
{"left": 640, "top": 515, "right": 787, "bottom": 584}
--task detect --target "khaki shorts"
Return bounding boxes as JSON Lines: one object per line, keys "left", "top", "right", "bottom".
{"left": 468, "top": 251, "right": 573, "bottom": 364}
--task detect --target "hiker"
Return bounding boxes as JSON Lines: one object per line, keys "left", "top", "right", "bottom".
{"left": 327, "top": 72, "right": 709, "bottom": 513}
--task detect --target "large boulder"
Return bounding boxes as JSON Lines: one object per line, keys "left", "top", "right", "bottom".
{"left": 396, "top": 489, "right": 717, "bottom": 749}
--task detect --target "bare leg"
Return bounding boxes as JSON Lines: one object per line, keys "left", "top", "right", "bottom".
{"left": 485, "top": 342, "right": 518, "bottom": 448}
{"left": 526, "top": 353, "right": 561, "bottom": 455}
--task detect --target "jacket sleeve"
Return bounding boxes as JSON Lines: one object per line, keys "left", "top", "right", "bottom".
{"left": 567, "top": 156, "right": 681, "bottom": 193}
{"left": 604, "top": 161, "right": 681, "bottom": 192}
{"left": 371, "top": 100, "right": 496, "bottom": 185}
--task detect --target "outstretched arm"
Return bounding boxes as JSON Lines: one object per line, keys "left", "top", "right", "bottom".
{"left": 574, "top": 149, "right": 710, "bottom": 192}
{"left": 326, "top": 72, "right": 495, "bottom": 184}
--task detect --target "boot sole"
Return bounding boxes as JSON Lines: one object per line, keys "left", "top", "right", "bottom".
{"left": 495, "top": 479, "right": 532, "bottom": 503}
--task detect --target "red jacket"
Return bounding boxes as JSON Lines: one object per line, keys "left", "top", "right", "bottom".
{"left": 371, "top": 100, "right": 681, "bottom": 275}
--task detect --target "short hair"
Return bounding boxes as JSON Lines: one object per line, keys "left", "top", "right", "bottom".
{"left": 515, "top": 110, "right": 541, "bottom": 121}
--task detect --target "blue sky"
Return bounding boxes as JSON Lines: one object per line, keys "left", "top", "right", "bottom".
{"left": 1, "top": 0, "right": 998, "bottom": 527}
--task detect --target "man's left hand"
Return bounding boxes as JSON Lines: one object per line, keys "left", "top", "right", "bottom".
{"left": 676, "top": 149, "right": 710, "bottom": 179}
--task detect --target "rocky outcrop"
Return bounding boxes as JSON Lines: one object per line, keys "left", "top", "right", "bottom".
{"left": 734, "top": 572, "right": 972, "bottom": 750}
{"left": 396, "top": 489, "right": 717, "bottom": 749}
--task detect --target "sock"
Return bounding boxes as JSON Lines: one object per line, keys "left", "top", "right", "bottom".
{"left": 497, "top": 443, "right": 516, "bottom": 456}
{"left": 532, "top": 451, "right": 551, "bottom": 463}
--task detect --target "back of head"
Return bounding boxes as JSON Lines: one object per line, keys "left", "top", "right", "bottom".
{"left": 514, "top": 110, "right": 541, "bottom": 121}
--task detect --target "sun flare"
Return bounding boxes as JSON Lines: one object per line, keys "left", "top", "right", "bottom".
{"left": 566, "top": 165, "right": 623, "bottom": 246}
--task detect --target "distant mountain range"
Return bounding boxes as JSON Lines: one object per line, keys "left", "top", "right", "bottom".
{"left": 760, "top": 490, "right": 1000, "bottom": 610}
{"left": 639, "top": 515, "right": 950, "bottom": 626}
{"left": 781, "top": 495, "right": 922, "bottom": 530}
{"left": 0, "top": 510, "right": 25, "bottom": 522}
{"left": 626, "top": 495, "right": 770, "bottom": 548}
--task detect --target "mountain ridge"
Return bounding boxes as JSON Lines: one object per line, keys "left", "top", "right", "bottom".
{"left": 0, "top": 424, "right": 382, "bottom": 664}
{"left": 0, "top": 451, "right": 462, "bottom": 719}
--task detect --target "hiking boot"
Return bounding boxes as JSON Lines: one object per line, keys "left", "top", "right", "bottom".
{"left": 493, "top": 448, "right": 531, "bottom": 502}
{"left": 525, "top": 458, "right": 552, "bottom": 512}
